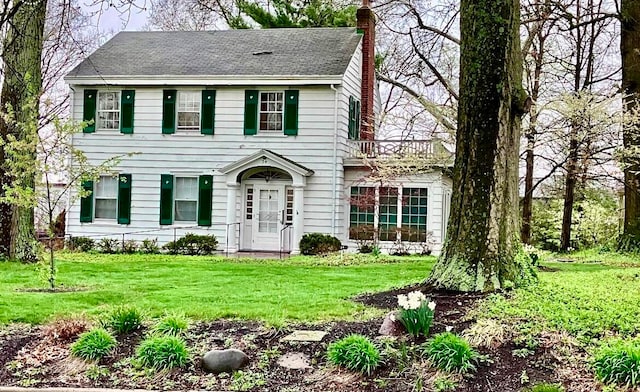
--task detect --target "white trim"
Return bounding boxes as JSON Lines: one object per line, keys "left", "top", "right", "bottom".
{"left": 66, "top": 75, "right": 344, "bottom": 86}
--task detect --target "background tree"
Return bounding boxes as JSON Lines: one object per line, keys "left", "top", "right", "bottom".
{"left": 426, "top": 0, "right": 532, "bottom": 292}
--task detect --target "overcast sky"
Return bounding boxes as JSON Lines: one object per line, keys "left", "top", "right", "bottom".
{"left": 91, "top": 3, "right": 150, "bottom": 32}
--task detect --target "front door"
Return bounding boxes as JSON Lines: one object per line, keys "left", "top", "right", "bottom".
{"left": 252, "top": 184, "right": 284, "bottom": 251}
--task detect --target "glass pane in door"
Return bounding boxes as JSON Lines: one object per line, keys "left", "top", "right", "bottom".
{"left": 258, "top": 189, "right": 279, "bottom": 233}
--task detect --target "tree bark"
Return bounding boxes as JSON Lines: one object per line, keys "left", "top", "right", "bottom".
{"left": 427, "top": 0, "right": 531, "bottom": 292}
{"left": 561, "top": 126, "right": 579, "bottom": 250}
{"left": 619, "top": 0, "right": 640, "bottom": 251}
{"left": 0, "top": 0, "right": 47, "bottom": 261}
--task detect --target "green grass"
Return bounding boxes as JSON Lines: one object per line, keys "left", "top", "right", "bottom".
{"left": 0, "top": 252, "right": 434, "bottom": 325}
{"left": 478, "top": 261, "right": 640, "bottom": 339}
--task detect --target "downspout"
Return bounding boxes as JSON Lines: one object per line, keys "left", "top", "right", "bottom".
{"left": 330, "top": 84, "right": 339, "bottom": 236}
{"left": 65, "top": 86, "right": 75, "bottom": 239}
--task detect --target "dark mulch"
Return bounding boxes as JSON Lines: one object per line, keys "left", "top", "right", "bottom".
{"left": 0, "top": 287, "right": 576, "bottom": 391}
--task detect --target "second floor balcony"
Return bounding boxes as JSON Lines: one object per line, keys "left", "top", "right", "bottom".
{"left": 345, "top": 139, "right": 454, "bottom": 167}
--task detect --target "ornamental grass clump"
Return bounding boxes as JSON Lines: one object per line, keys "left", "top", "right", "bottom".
{"left": 423, "top": 332, "right": 479, "bottom": 373}
{"left": 136, "top": 335, "right": 189, "bottom": 370}
{"left": 327, "top": 334, "right": 380, "bottom": 375}
{"left": 593, "top": 339, "right": 640, "bottom": 387}
{"left": 70, "top": 328, "right": 117, "bottom": 361}
{"left": 526, "top": 383, "right": 565, "bottom": 392}
{"left": 396, "top": 290, "right": 435, "bottom": 337}
{"left": 102, "top": 306, "right": 143, "bottom": 334}
{"left": 152, "top": 314, "right": 189, "bottom": 336}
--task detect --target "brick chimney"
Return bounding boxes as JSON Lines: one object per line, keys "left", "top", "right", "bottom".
{"left": 357, "top": 2, "right": 375, "bottom": 141}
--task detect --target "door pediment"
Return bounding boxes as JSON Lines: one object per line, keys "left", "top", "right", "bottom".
{"left": 219, "top": 149, "right": 314, "bottom": 187}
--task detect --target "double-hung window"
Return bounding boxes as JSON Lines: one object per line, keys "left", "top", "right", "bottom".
{"left": 97, "top": 92, "right": 120, "bottom": 131}
{"left": 83, "top": 89, "right": 135, "bottom": 134}
{"left": 94, "top": 176, "right": 118, "bottom": 219}
{"left": 162, "top": 90, "right": 215, "bottom": 135}
{"left": 79, "top": 174, "right": 132, "bottom": 224}
{"left": 177, "top": 91, "right": 201, "bottom": 132}
{"left": 174, "top": 177, "right": 198, "bottom": 222}
{"left": 259, "top": 92, "right": 284, "bottom": 133}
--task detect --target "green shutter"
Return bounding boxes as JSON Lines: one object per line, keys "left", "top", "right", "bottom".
{"left": 197, "top": 175, "right": 213, "bottom": 226}
{"left": 120, "top": 90, "right": 135, "bottom": 134}
{"left": 162, "top": 90, "right": 177, "bottom": 134}
{"left": 117, "top": 174, "right": 132, "bottom": 224}
{"left": 355, "top": 100, "right": 361, "bottom": 139}
{"left": 159, "top": 174, "right": 174, "bottom": 225}
{"left": 83, "top": 89, "right": 97, "bottom": 133}
{"left": 201, "top": 90, "right": 216, "bottom": 135}
{"left": 244, "top": 90, "right": 258, "bottom": 135}
{"left": 348, "top": 96, "right": 355, "bottom": 139}
{"left": 284, "top": 90, "right": 299, "bottom": 135}
{"left": 79, "top": 180, "right": 94, "bottom": 222}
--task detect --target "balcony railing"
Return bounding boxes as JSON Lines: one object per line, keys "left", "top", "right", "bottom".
{"left": 347, "top": 139, "right": 436, "bottom": 159}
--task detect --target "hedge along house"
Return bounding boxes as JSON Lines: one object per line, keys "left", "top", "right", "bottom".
{"left": 64, "top": 4, "right": 453, "bottom": 254}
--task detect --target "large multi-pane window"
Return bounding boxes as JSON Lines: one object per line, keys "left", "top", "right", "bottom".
{"left": 401, "top": 188, "right": 428, "bottom": 241}
{"left": 174, "top": 177, "right": 198, "bottom": 221}
{"left": 378, "top": 187, "right": 398, "bottom": 241}
{"left": 97, "top": 92, "right": 120, "bottom": 130}
{"left": 259, "top": 92, "right": 284, "bottom": 133}
{"left": 177, "top": 91, "right": 201, "bottom": 131}
{"left": 349, "top": 187, "right": 375, "bottom": 240}
{"left": 94, "top": 176, "right": 118, "bottom": 219}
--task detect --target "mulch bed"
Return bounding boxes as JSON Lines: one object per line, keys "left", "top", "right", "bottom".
{"left": 0, "top": 286, "right": 593, "bottom": 391}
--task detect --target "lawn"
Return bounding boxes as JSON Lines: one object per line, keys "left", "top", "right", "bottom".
{"left": 0, "top": 252, "right": 434, "bottom": 325}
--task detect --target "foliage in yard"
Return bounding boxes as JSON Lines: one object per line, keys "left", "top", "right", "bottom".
{"left": 136, "top": 335, "right": 189, "bottom": 370}
{"left": 422, "top": 332, "right": 478, "bottom": 373}
{"left": 592, "top": 338, "right": 640, "bottom": 387}
{"left": 102, "top": 306, "right": 143, "bottom": 334}
{"left": 140, "top": 238, "right": 160, "bottom": 254}
{"left": 66, "top": 236, "right": 95, "bottom": 252}
{"left": 70, "top": 328, "right": 117, "bottom": 361}
{"left": 299, "top": 233, "right": 341, "bottom": 255}
{"left": 525, "top": 383, "right": 565, "bottom": 392}
{"left": 163, "top": 233, "right": 218, "bottom": 255}
{"left": 152, "top": 314, "right": 189, "bottom": 336}
{"left": 43, "top": 316, "right": 90, "bottom": 342}
{"left": 327, "top": 334, "right": 380, "bottom": 375}
{"left": 97, "top": 238, "right": 120, "bottom": 254}
{"left": 396, "top": 290, "right": 435, "bottom": 337}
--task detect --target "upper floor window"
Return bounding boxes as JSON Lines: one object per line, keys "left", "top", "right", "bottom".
{"left": 97, "top": 92, "right": 121, "bottom": 131}
{"left": 174, "top": 176, "right": 198, "bottom": 222}
{"left": 348, "top": 96, "right": 361, "bottom": 140}
{"left": 259, "top": 91, "right": 284, "bottom": 133}
{"left": 177, "top": 91, "right": 201, "bottom": 132}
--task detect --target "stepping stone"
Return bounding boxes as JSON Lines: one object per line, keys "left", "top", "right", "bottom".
{"left": 281, "top": 330, "right": 327, "bottom": 342}
{"left": 277, "top": 352, "right": 312, "bottom": 369}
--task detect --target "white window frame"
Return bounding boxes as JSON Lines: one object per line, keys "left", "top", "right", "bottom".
{"left": 97, "top": 91, "right": 121, "bottom": 131}
{"left": 176, "top": 91, "right": 201, "bottom": 132}
{"left": 174, "top": 176, "right": 198, "bottom": 222}
{"left": 94, "top": 175, "right": 118, "bottom": 220}
{"left": 258, "top": 91, "right": 284, "bottom": 134}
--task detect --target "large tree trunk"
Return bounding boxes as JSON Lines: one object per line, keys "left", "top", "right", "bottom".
{"left": 560, "top": 127, "right": 579, "bottom": 251}
{"left": 619, "top": 0, "right": 640, "bottom": 251}
{"left": 521, "top": 129, "right": 535, "bottom": 244}
{"left": 0, "top": 0, "right": 47, "bottom": 261}
{"left": 427, "top": 0, "right": 531, "bottom": 292}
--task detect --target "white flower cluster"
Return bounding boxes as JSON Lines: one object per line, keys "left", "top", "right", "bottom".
{"left": 397, "top": 290, "right": 436, "bottom": 311}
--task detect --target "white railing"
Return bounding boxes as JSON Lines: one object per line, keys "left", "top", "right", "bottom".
{"left": 347, "top": 139, "right": 436, "bottom": 159}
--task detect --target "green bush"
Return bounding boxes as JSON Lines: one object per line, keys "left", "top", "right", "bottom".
{"left": 526, "top": 383, "right": 564, "bottom": 392}
{"left": 163, "top": 233, "right": 218, "bottom": 255}
{"left": 299, "top": 233, "right": 341, "bottom": 255}
{"left": 140, "top": 238, "right": 160, "bottom": 254}
{"left": 593, "top": 339, "right": 640, "bottom": 387}
{"left": 102, "top": 306, "right": 143, "bottom": 334}
{"left": 422, "top": 332, "right": 478, "bottom": 373}
{"left": 121, "top": 240, "right": 138, "bottom": 254}
{"left": 136, "top": 335, "right": 189, "bottom": 370}
{"left": 152, "top": 314, "right": 189, "bottom": 336}
{"left": 97, "top": 238, "right": 120, "bottom": 254}
{"left": 70, "top": 328, "right": 117, "bottom": 361}
{"left": 67, "top": 236, "right": 95, "bottom": 252}
{"left": 327, "top": 334, "right": 380, "bottom": 375}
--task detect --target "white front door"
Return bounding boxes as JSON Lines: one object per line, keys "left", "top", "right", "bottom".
{"left": 252, "top": 184, "right": 284, "bottom": 251}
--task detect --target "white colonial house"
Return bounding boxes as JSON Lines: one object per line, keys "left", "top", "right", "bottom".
{"left": 64, "top": 5, "right": 453, "bottom": 255}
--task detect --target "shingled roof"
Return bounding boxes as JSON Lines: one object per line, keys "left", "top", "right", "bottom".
{"left": 66, "top": 28, "right": 362, "bottom": 79}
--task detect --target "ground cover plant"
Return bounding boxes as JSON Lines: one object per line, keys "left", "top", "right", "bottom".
{"left": 326, "top": 334, "right": 380, "bottom": 375}
{"left": 101, "top": 306, "right": 143, "bottom": 334}
{"left": 70, "top": 328, "right": 117, "bottom": 360}
{"left": 592, "top": 338, "right": 640, "bottom": 387}
{"left": 136, "top": 335, "right": 190, "bottom": 370}
{"left": 422, "top": 332, "right": 478, "bottom": 373}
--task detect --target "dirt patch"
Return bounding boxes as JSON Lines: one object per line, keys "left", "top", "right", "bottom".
{"left": 0, "top": 287, "right": 598, "bottom": 391}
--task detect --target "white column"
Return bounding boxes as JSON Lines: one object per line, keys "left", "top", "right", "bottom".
{"left": 291, "top": 185, "right": 305, "bottom": 255}
{"left": 225, "top": 183, "right": 240, "bottom": 253}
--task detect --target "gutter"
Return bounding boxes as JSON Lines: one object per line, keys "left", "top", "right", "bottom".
{"left": 330, "top": 84, "right": 339, "bottom": 236}
{"left": 64, "top": 86, "right": 75, "bottom": 238}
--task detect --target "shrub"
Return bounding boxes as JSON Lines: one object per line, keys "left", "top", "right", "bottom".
{"left": 593, "top": 339, "right": 640, "bottom": 387}
{"left": 152, "top": 314, "right": 189, "bottom": 336}
{"left": 327, "top": 334, "right": 380, "bottom": 375}
{"left": 43, "top": 316, "right": 90, "bottom": 342}
{"left": 396, "top": 290, "right": 435, "bottom": 337}
{"left": 67, "top": 236, "right": 95, "bottom": 252}
{"left": 299, "top": 233, "right": 341, "bottom": 255}
{"left": 97, "top": 238, "right": 120, "bottom": 254}
{"left": 140, "top": 238, "right": 160, "bottom": 254}
{"left": 70, "top": 329, "right": 117, "bottom": 361}
{"left": 163, "top": 233, "right": 218, "bottom": 255}
{"left": 526, "top": 383, "right": 565, "bottom": 392}
{"left": 121, "top": 240, "right": 138, "bottom": 254}
{"left": 136, "top": 335, "right": 189, "bottom": 370}
{"left": 102, "top": 306, "right": 143, "bottom": 334}
{"left": 422, "top": 332, "right": 478, "bottom": 373}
